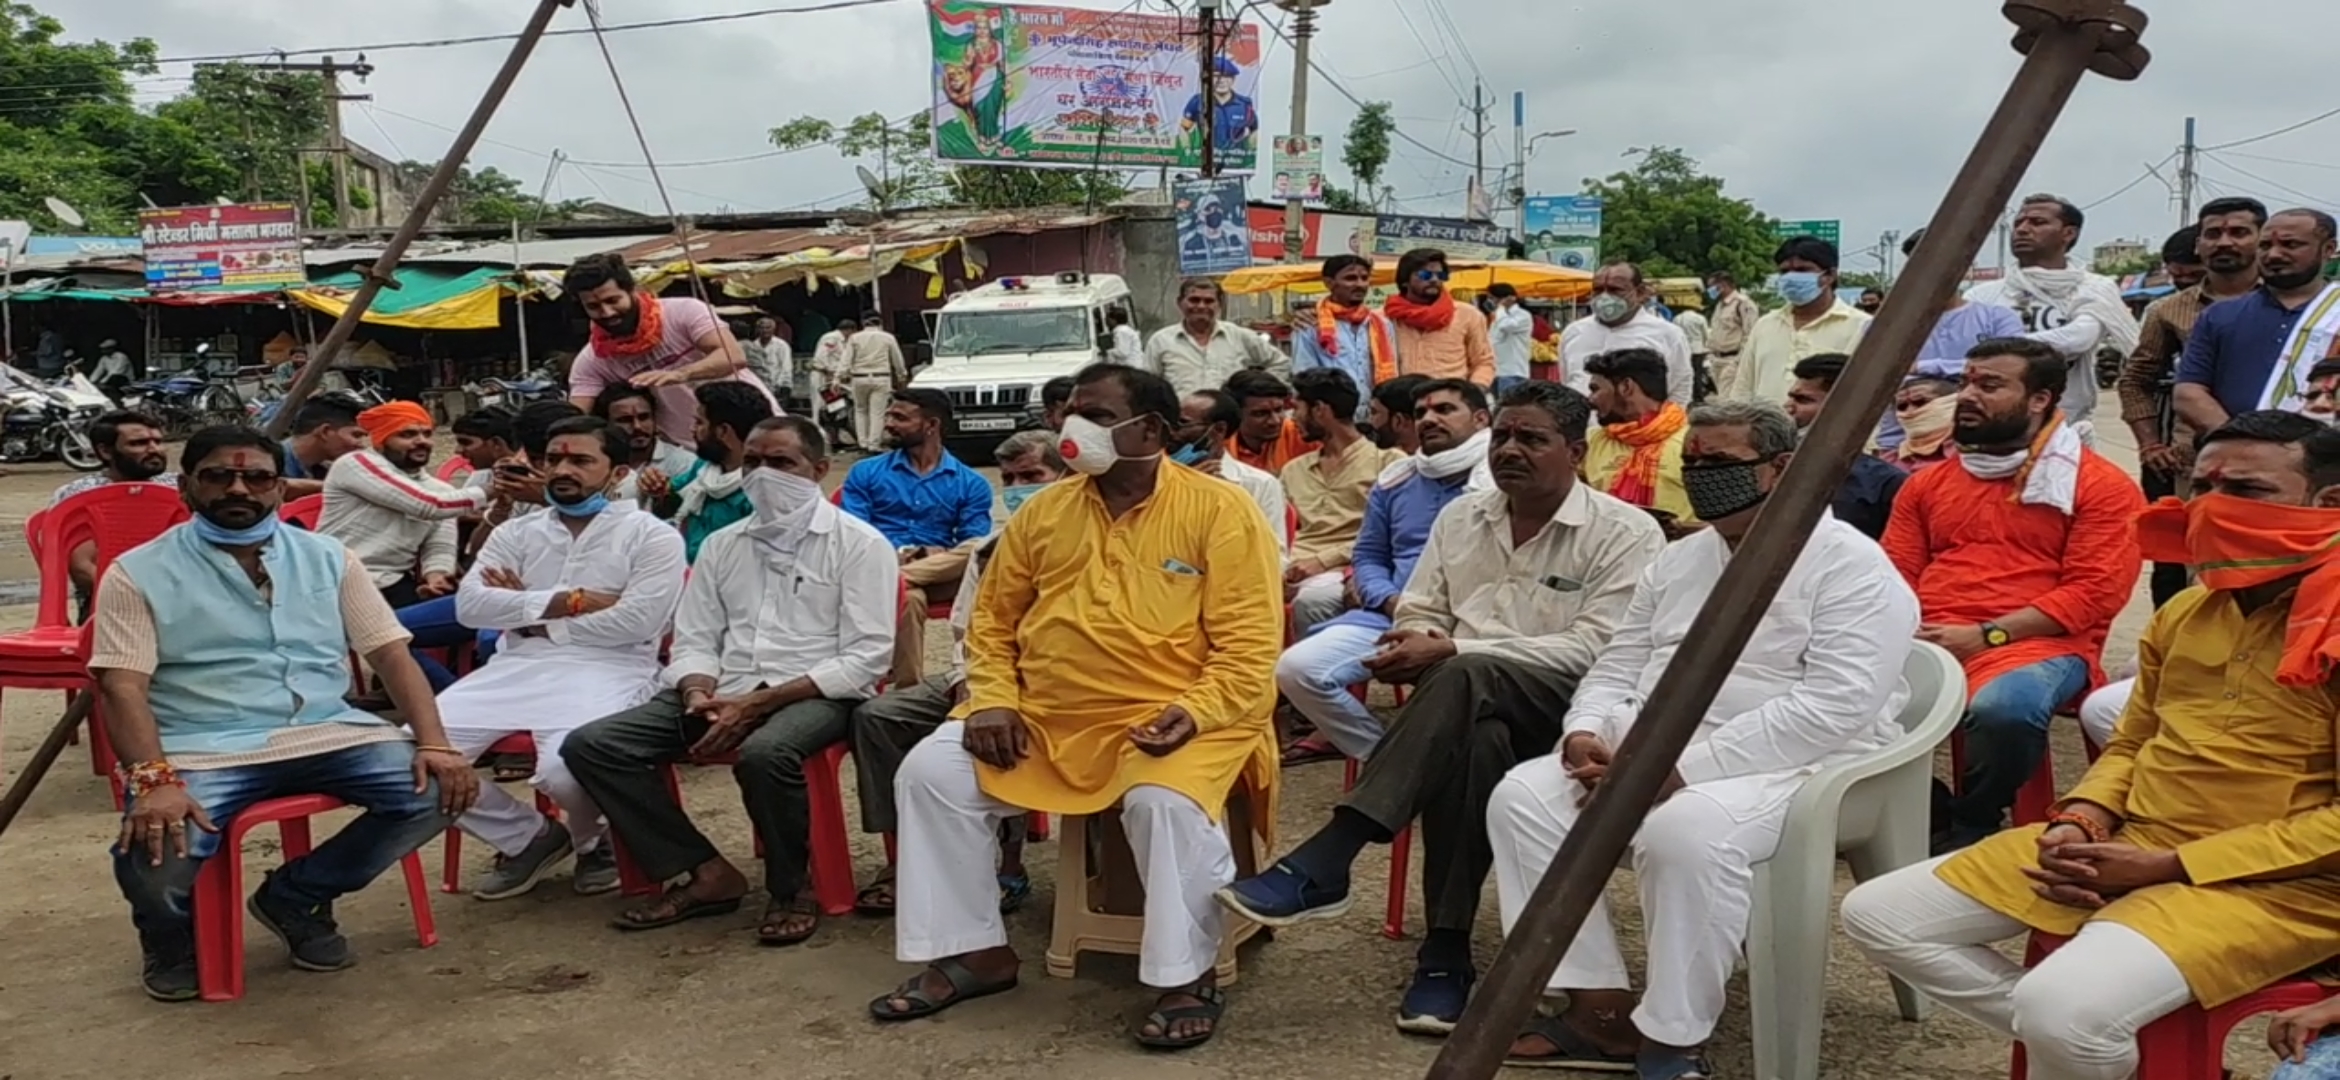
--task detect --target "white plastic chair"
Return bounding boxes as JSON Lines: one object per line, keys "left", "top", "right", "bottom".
{"left": 1745, "top": 641, "right": 1967, "bottom": 1080}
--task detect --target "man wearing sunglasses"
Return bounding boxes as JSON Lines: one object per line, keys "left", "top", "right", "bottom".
{"left": 97, "top": 425, "right": 479, "bottom": 1001}
{"left": 1384, "top": 248, "right": 1496, "bottom": 389}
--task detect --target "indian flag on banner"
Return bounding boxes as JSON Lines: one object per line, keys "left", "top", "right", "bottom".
{"left": 930, "top": 0, "right": 994, "bottom": 38}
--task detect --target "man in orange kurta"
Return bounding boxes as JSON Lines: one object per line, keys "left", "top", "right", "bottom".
{"left": 867, "top": 363, "right": 1282, "bottom": 1051}
{"left": 1881, "top": 337, "right": 2144, "bottom": 853}
{"left": 1384, "top": 247, "right": 1497, "bottom": 387}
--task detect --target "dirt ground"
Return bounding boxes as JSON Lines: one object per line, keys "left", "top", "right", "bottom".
{"left": 0, "top": 426, "right": 2300, "bottom": 1080}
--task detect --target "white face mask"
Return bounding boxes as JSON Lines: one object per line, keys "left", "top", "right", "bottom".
{"left": 743, "top": 467, "right": 823, "bottom": 523}
{"left": 1058, "top": 414, "right": 1152, "bottom": 476}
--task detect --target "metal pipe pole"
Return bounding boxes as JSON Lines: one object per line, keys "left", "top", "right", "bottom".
{"left": 511, "top": 218, "right": 531, "bottom": 369}
{"left": 264, "top": 0, "right": 574, "bottom": 439}
{"left": 1422, "top": 4, "right": 2150, "bottom": 1077}
{"left": 1277, "top": 0, "right": 1318, "bottom": 266}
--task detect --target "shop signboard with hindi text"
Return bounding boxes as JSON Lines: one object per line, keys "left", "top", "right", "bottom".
{"left": 1245, "top": 208, "right": 1377, "bottom": 261}
{"left": 1372, "top": 214, "right": 1509, "bottom": 262}
{"left": 928, "top": 0, "right": 1264, "bottom": 172}
{"left": 138, "top": 202, "right": 306, "bottom": 290}
{"left": 1522, "top": 195, "right": 1603, "bottom": 269}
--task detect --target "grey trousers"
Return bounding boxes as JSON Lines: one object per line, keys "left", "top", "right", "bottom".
{"left": 849, "top": 679, "right": 955, "bottom": 835}
{"left": 1340, "top": 652, "right": 1576, "bottom": 933}
{"left": 562, "top": 689, "right": 855, "bottom": 899}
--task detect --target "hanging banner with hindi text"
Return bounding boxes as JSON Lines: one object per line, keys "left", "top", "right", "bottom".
{"left": 137, "top": 202, "right": 305, "bottom": 291}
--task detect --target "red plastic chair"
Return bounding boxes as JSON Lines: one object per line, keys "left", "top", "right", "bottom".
{"left": 1949, "top": 705, "right": 2099, "bottom": 828}
{"left": 192, "top": 793, "right": 436, "bottom": 1001}
{"left": 438, "top": 732, "right": 565, "bottom": 894}
{"left": 279, "top": 494, "right": 324, "bottom": 529}
{"left": 1343, "top": 682, "right": 1414, "bottom": 940}
{"left": 2011, "top": 932, "right": 2328, "bottom": 1079}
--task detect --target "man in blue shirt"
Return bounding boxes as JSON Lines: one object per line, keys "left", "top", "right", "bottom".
{"left": 276, "top": 394, "right": 368, "bottom": 500}
{"left": 2175, "top": 208, "right": 2340, "bottom": 434}
{"left": 838, "top": 386, "right": 995, "bottom": 687}
{"left": 1781, "top": 353, "right": 1908, "bottom": 539}
{"left": 1293, "top": 254, "right": 1391, "bottom": 422}
{"left": 1273, "top": 379, "right": 1490, "bottom": 765}
{"left": 1181, "top": 56, "right": 1257, "bottom": 156}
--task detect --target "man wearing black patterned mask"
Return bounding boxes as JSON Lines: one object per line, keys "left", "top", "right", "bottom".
{"left": 1678, "top": 400, "right": 1797, "bottom": 537}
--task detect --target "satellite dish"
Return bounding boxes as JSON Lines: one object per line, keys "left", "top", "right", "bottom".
{"left": 43, "top": 196, "right": 84, "bottom": 228}
{"left": 855, "top": 165, "right": 886, "bottom": 210}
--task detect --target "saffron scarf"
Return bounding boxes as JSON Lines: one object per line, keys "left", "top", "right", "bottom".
{"left": 2136, "top": 491, "right": 2340, "bottom": 687}
{"left": 1600, "top": 402, "right": 1686, "bottom": 508}
{"left": 587, "top": 291, "right": 668, "bottom": 359}
{"left": 1318, "top": 300, "right": 1399, "bottom": 386}
{"left": 1383, "top": 289, "right": 1456, "bottom": 333}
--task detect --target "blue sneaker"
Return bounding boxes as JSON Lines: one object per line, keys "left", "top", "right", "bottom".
{"left": 1394, "top": 964, "right": 1474, "bottom": 1035}
{"left": 1636, "top": 1046, "right": 1713, "bottom": 1080}
{"left": 1213, "top": 860, "right": 1352, "bottom": 927}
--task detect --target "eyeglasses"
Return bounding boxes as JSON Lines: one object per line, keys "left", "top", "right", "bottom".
{"left": 194, "top": 467, "right": 281, "bottom": 491}
{"left": 1413, "top": 269, "right": 1451, "bottom": 283}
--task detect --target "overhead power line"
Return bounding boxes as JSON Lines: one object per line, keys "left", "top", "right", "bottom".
{"left": 2078, "top": 151, "right": 2175, "bottom": 210}
{"left": 2200, "top": 104, "right": 2340, "bottom": 151}
{"left": 1259, "top": 9, "right": 1476, "bottom": 171}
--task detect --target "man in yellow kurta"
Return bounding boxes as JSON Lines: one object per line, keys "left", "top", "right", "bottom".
{"left": 866, "top": 362, "right": 1282, "bottom": 1051}
{"left": 1842, "top": 409, "right": 2340, "bottom": 1080}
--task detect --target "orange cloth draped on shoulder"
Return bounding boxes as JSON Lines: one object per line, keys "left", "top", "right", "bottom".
{"left": 1880, "top": 448, "right": 2145, "bottom": 693}
{"left": 2137, "top": 491, "right": 2340, "bottom": 687}
{"left": 1600, "top": 402, "right": 1687, "bottom": 508}
{"left": 1318, "top": 300, "right": 1398, "bottom": 386}
{"left": 586, "top": 291, "right": 667, "bottom": 358}
{"left": 357, "top": 401, "right": 434, "bottom": 444}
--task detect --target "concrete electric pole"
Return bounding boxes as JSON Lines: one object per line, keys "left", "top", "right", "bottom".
{"left": 243, "top": 55, "right": 375, "bottom": 228}
{"left": 1468, "top": 80, "right": 1491, "bottom": 221}
{"left": 2177, "top": 115, "right": 2197, "bottom": 224}
{"left": 1277, "top": 0, "right": 1324, "bottom": 264}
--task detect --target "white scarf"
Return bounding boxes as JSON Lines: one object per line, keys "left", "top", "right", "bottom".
{"left": 1376, "top": 427, "right": 1495, "bottom": 491}
{"left": 1996, "top": 265, "right": 2141, "bottom": 356}
{"left": 2259, "top": 282, "right": 2340, "bottom": 412}
{"left": 675, "top": 463, "right": 743, "bottom": 524}
{"left": 1958, "top": 415, "right": 2084, "bottom": 515}
{"left": 747, "top": 498, "right": 820, "bottom": 562}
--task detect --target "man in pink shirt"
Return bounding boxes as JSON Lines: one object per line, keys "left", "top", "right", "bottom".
{"left": 561, "top": 254, "right": 775, "bottom": 446}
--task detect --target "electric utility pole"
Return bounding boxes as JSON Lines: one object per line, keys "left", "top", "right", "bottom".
{"left": 1277, "top": 0, "right": 1324, "bottom": 265}
{"left": 1468, "top": 80, "right": 1492, "bottom": 221}
{"left": 2177, "top": 115, "right": 2197, "bottom": 224}
{"left": 246, "top": 55, "right": 376, "bottom": 227}
{"left": 1196, "top": 0, "right": 1220, "bottom": 178}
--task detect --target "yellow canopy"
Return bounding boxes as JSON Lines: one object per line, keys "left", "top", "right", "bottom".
{"left": 1221, "top": 259, "right": 1594, "bottom": 301}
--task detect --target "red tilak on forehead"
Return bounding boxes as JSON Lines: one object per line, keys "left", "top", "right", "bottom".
{"left": 227, "top": 450, "right": 256, "bottom": 469}
{"left": 2203, "top": 465, "right": 2226, "bottom": 483}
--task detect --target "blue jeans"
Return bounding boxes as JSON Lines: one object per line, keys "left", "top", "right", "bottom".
{"left": 1274, "top": 622, "right": 1388, "bottom": 760}
{"left": 2277, "top": 1032, "right": 2340, "bottom": 1079}
{"left": 113, "top": 740, "right": 449, "bottom": 944}
{"left": 395, "top": 596, "right": 478, "bottom": 693}
{"left": 1945, "top": 655, "right": 2091, "bottom": 841}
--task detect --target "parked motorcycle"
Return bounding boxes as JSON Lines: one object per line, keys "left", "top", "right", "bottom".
{"left": 118, "top": 344, "right": 247, "bottom": 437}
{"left": 467, "top": 366, "right": 566, "bottom": 410}
{"left": 0, "top": 367, "right": 106, "bottom": 470}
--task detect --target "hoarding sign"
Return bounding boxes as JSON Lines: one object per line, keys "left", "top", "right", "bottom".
{"left": 138, "top": 202, "right": 305, "bottom": 290}
{"left": 1245, "top": 208, "right": 1377, "bottom": 261}
{"left": 1270, "top": 134, "right": 1324, "bottom": 202}
{"left": 928, "top": 1, "right": 1263, "bottom": 172}
{"left": 1174, "top": 177, "right": 1253, "bottom": 274}
{"left": 1522, "top": 195, "right": 1602, "bottom": 269}
{"left": 1773, "top": 218, "right": 1843, "bottom": 248}
{"left": 1372, "top": 214, "right": 1509, "bottom": 262}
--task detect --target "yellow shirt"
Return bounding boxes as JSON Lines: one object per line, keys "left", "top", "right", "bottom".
{"left": 1933, "top": 586, "right": 2340, "bottom": 1007}
{"left": 956, "top": 462, "right": 1283, "bottom": 825}
{"left": 1582, "top": 426, "right": 1695, "bottom": 523}
{"left": 1727, "top": 300, "right": 1871, "bottom": 404}
{"left": 1280, "top": 440, "right": 1402, "bottom": 570}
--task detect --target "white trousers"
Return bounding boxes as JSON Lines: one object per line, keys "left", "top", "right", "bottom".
{"left": 2077, "top": 677, "right": 2133, "bottom": 750}
{"left": 1274, "top": 622, "right": 1387, "bottom": 760}
{"left": 1287, "top": 571, "right": 1348, "bottom": 635}
{"left": 895, "top": 722, "right": 1234, "bottom": 988}
{"left": 438, "top": 659, "right": 654, "bottom": 857}
{"left": 1487, "top": 759, "right": 1788, "bottom": 1048}
{"left": 1841, "top": 855, "right": 2194, "bottom": 1080}
{"left": 851, "top": 376, "right": 892, "bottom": 446}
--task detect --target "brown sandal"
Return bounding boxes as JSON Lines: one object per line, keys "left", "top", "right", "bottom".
{"left": 757, "top": 894, "right": 820, "bottom": 946}
{"left": 609, "top": 886, "right": 743, "bottom": 931}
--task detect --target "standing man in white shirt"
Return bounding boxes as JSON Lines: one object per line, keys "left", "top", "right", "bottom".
{"left": 438, "top": 416, "right": 688, "bottom": 900}
{"left": 1729, "top": 236, "right": 1871, "bottom": 405}
{"left": 1487, "top": 284, "right": 1534, "bottom": 395}
{"left": 1560, "top": 263, "right": 1693, "bottom": 404}
{"left": 1963, "top": 193, "right": 2141, "bottom": 440}
{"left": 844, "top": 312, "right": 910, "bottom": 453}
{"left": 808, "top": 320, "right": 859, "bottom": 450}
{"left": 1147, "top": 278, "right": 1286, "bottom": 398}
{"left": 742, "top": 316, "right": 794, "bottom": 406}
{"left": 1107, "top": 309, "right": 1147, "bottom": 370}
{"left": 1487, "top": 399, "right": 1918, "bottom": 1074}
{"left": 1672, "top": 305, "right": 1711, "bottom": 401}
{"left": 1703, "top": 271, "right": 1762, "bottom": 400}
{"left": 562, "top": 416, "right": 896, "bottom": 946}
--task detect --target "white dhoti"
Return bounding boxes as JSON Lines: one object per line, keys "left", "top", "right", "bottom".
{"left": 2077, "top": 676, "right": 2132, "bottom": 750}
{"left": 1841, "top": 855, "right": 2194, "bottom": 1080}
{"left": 439, "top": 655, "right": 661, "bottom": 857}
{"left": 1487, "top": 759, "right": 1793, "bottom": 1048}
{"left": 895, "top": 722, "right": 1234, "bottom": 988}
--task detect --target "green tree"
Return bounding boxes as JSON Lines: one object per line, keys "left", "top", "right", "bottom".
{"left": 1339, "top": 102, "right": 1393, "bottom": 202}
{"left": 770, "top": 110, "right": 1125, "bottom": 210}
{"left": 0, "top": 2, "right": 163, "bottom": 232}
{"left": 2093, "top": 250, "right": 2158, "bottom": 276}
{"left": 1583, "top": 146, "right": 1777, "bottom": 286}
{"left": 1319, "top": 187, "right": 1373, "bottom": 214}
{"left": 152, "top": 63, "right": 331, "bottom": 218}
{"left": 393, "top": 160, "right": 587, "bottom": 226}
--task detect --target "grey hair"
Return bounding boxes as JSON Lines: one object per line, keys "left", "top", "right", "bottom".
{"left": 1689, "top": 400, "right": 1799, "bottom": 458}
{"left": 995, "top": 428, "right": 1065, "bottom": 470}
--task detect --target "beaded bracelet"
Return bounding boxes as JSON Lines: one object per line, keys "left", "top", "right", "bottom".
{"left": 117, "top": 759, "right": 183, "bottom": 800}
{"left": 2046, "top": 811, "right": 2111, "bottom": 844}
{"left": 566, "top": 587, "right": 586, "bottom": 617}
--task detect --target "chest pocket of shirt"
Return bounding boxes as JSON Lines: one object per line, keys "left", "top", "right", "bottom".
{"left": 1124, "top": 564, "right": 1206, "bottom": 643}
{"left": 785, "top": 556, "right": 846, "bottom": 634}
{"left": 1515, "top": 579, "right": 1586, "bottom": 637}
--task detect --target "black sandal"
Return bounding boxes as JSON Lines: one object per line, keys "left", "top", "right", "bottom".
{"left": 1133, "top": 984, "right": 1226, "bottom": 1051}
{"left": 756, "top": 895, "right": 820, "bottom": 947}
{"left": 1502, "top": 1015, "right": 1635, "bottom": 1071}
{"left": 867, "top": 956, "right": 1020, "bottom": 1022}
{"left": 854, "top": 873, "right": 896, "bottom": 917}
{"left": 609, "top": 887, "right": 743, "bottom": 932}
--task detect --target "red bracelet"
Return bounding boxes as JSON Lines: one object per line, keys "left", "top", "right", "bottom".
{"left": 116, "top": 759, "right": 184, "bottom": 800}
{"left": 2047, "top": 811, "right": 2111, "bottom": 844}
{"left": 566, "top": 588, "right": 585, "bottom": 618}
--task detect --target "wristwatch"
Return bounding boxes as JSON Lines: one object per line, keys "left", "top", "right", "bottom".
{"left": 1981, "top": 622, "right": 2012, "bottom": 648}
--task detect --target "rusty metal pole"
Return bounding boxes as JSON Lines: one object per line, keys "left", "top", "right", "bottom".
{"left": 1422, "top": 4, "right": 2150, "bottom": 1078}
{"left": 264, "top": 0, "right": 574, "bottom": 439}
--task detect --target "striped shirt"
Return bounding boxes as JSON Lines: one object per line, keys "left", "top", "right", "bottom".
{"left": 2117, "top": 285, "right": 2220, "bottom": 428}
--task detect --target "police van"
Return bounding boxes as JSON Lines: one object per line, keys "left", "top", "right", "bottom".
{"left": 910, "top": 272, "right": 1136, "bottom": 462}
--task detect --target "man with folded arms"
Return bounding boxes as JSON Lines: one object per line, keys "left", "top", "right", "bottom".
{"left": 438, "top": 417, "right": 686, "bottom": 900}
{"left": 1219, "top": 381, "right": 1665, "bottom": 1036}
{"left": 1488, "top": 400, "right": 1918, "bottom": 1076}
{"left": 865, "top": 364, "right": 1281, "bottom": 1050}
{"left": 562, "top": 416, "right": 895, "bottom": 946}
{"left": 98, "top": 425, "right": 478, "bottom": 1001}
{"left": 1846, "top": 410, "right": 2340, "bottom": 1080}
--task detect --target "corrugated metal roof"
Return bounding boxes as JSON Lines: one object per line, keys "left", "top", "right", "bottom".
{"left": 405, "top": 234, "right": 666, "bottom": 268}
{"left": 611, "top": 210, "right": 1116, "bottom": 266}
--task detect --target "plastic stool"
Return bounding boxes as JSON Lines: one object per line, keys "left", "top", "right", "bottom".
{"left": 192, "top": 794, "right": 435, "bottom": 1002}
{"left": 1044, "top": 781, "right": 1267, "bottom": 984}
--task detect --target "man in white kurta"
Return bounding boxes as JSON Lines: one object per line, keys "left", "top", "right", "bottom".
{"left": 1487, "top": 400, "right": 1918, "bottom": 1074}
{"left": 440, "top": 418, "right": 686, "bottom": 899}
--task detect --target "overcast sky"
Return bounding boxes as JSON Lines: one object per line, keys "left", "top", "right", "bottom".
{"left": 72, "top": 0, "right": 2340, "bottom": 273}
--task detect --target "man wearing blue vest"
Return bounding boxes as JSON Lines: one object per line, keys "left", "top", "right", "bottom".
{"left": 93, "top": 425, "right": 480, "bottom": 1002}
